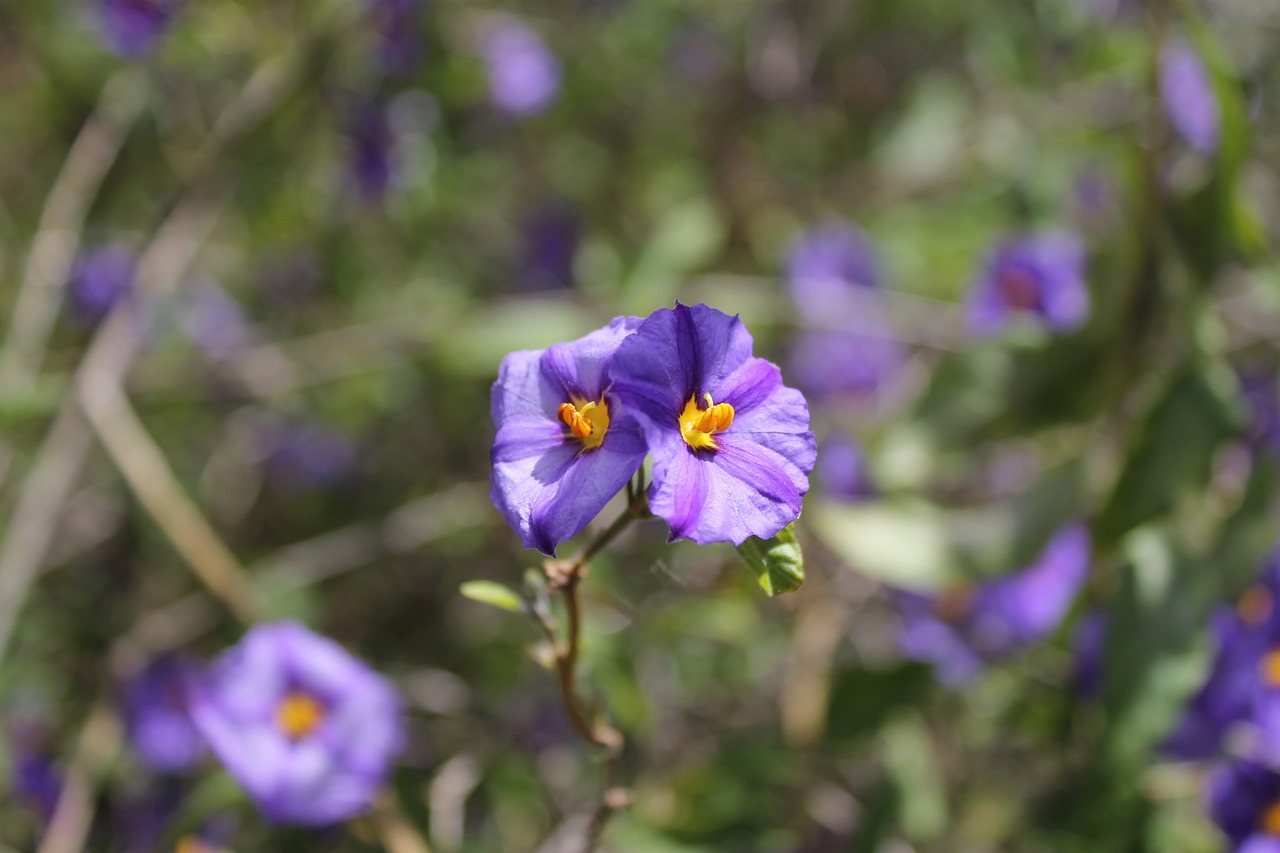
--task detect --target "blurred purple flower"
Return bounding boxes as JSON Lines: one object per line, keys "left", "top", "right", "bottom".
{"left": 519, "top": 202, "right": 579, "bottom": 292}
{"left": 260, "top": 422, "right": 360, "bottom": 490}
{"left": 190, "top": 622, "right": 404, "bottom": 826}
{"left": 897, "top": 524, "right": 1091, "bottom": 685}
{"left": 1207, "top": 758, "right": 1280, "bottom": 852}
{"left": 787, "top": 328, "right": 904, "bottom": 401}
{"left": 124, "top": 656, "right": 204, "bottom": 774}
{"left": 10, "top": 743, "right": 60, "bottom": 825}
{"left": 98, "top": 0, "right": 178, "bottom": 57}
{"left": 816, "top": 435, "right": 875, "bottom": 502}
{"left": 348, "top": 103, "right": 399, "bottom": 201}
{"left": 1071, "top": 609, "right": 1108, "bottom": 698}
{"left": 68, "top": 245, "right": 135, "bottom": 322}
{"left": 180, "top": 283, "right": 254, "bottom": 361}
{"left": 1161, "top": 40, "right": 1221, "bottom": 155}
{"left": 370, "top": 0, "right": 424, "bottom": 76}
{"left": 968, "top": 233, "right": 1089, "bottom": 336}
{"left": 611, "top": 303, "right": 816, "bottom": 546}
{"left": 670, "top": 25, "right": 726, "bottom": 84}
{"left": 490, "top": 317, "right": 647, "bottom": 554}
{"left": 1241, "top": 372, "right": 1280, "bottom": 457}
{"left": 785, "top": 221, "right": 881, "bottom": 327}
{"left": 478, "top": 16, "right": 560, "bottom": 117}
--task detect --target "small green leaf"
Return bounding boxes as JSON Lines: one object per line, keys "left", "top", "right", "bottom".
{"left": 459, "top": 580, "right": 525, "bottom": 613}
{"left": 735, "top": 524, "right": 804, "bottom": 596}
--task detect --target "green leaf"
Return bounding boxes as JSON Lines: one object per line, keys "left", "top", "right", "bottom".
{"left": 459, "top": 580, "right": 525, "bottom": 613}
{"left": 735, "top": 524, "right": 804, "bottom": 596}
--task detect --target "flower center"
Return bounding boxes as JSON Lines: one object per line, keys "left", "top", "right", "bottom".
{"left": 1240, "top": 584, "right": 1275, "bottom": 627}
{"left": 934, "top": 588, "right": 975, "bottom": 623}
{"left": 274, "top": 692, "right": 326, "bottom": 740}
{"left": 1262, "top": 650, "right": 1280, "bottom": 689}
{"left": 1262, "top": 798, "right": 1280, "bottom": 836}
{"left": 680, "top": 393, "right": 734, "bottom": 452}
{"left": 998, "top": 266, "right": 1042, "bottom": 313}
{"left": 557, "top": 397, "right": 610, "bottom": 451}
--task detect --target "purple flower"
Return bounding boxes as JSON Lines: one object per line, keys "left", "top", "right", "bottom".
{"left": 259, "top": 421, "right": 360, "bottom": 490}
{"left": 490, "top": 317, "right": 648, "bottom": 554}
{"left": 180, "top": 282, "right": 254, "bottom": 361}
{"left": 1208, "top": 758, "right": 1280, "bottom": 852}
{"left": 125, "top": 656, "right": 204, "bottom": 774}
{"left": 968, "top": 233, "right": 1089, "bottom": 336}
{"left": 1242, "top": 372, "right": 1280, "bottom": 457}
{"left": 816, "top": 435, "right": 875, "bottom": 502}
{"left": 785, "top": 222, "right": 881, "bottom": 327}
{"left": 1161, "top": 40, "right": 1221, "bottom": 155}
{"left": 10, "top": 744, "right": 60, "bottom": 825}
{"left": 189, "top": 622, "right": 404, "bottom": 826}
{"left": 670, "top": 25, "right": 726, "bottom": 84}
{"left": 519, "top": 202, "right": 579, "bottom": 292}
{"left": 98, "top": 0, "right": 178, "bottom": 57}
{"left": 348, "top": 103, "right": 398, "bottom": 201}
{"left": 897, "top": 524, "right": 1090, "bottom": 685}
{"left": 478, "top": 16, "right": 561, "bottom": 117}
{"left": 610, "top": 303, "right": 816, "bottom": 546}
{"left": 68, "top": 245, "right": 135, "bottom": 322}
{"left": 1071, "top": 609, "right": 1108, "bottom": 698}
{"left": 787, "top": 328, "right": 904, "bottom": 401}
{"left": 370, "top": 0, "right": 424, "bottom": 77}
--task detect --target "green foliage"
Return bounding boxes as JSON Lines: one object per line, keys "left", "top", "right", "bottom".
{"left": 734, "top": 523, "right": 804, "bottom": 596}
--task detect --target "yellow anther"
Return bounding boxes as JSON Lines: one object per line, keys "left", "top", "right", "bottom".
{"left": 1240, "top": 584, "right": 1274, "bottom": 627}
{"left": 680, "top": 394, "right": 734, "bottom": 452}
{"left": 1263, "top": 799, "right": 1280, "bottom": 835}
{"left": 274, "top": 692, "right": 326, "bottom": 740}
{"left": 1263, "top": 650, "right": 1280, "bottom": 689}
{"left": 557, "top": 397, "right": 609, "bottom": 451}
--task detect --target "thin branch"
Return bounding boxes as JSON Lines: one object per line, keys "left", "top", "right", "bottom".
{"left": 371, "top": 793, "right": 436, "bottom": 853}
{"left": 0, "top": 71, "right": 148, "bottom": 395}
{"left": 77, "top": 376, "right": 258, "bottom": 623}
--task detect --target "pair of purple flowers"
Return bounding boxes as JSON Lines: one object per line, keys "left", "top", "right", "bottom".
{"left": 490, "top": 303, "right": 817, "bottom": 554}
{"left": 124, "top": 622, "right": 403, "bottom": 827}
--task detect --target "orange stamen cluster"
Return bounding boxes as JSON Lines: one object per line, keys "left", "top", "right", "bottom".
{"left": 557, "top": 397, "right": 609, "bottom": 451}
{"left": 1263, "top": 650, "right": 1280, "bottom": 689}
{"left": 1240, "top": 584, "right": 1275, "bottom": 627}
{"left": 680, "top": 393, "right": 734, "bottom": 452}
{"left": 1262, "top": 799, "right": 1280, "bottom": 836}
{"left": 274, "top": 692, "right": 326, "bottom": 740}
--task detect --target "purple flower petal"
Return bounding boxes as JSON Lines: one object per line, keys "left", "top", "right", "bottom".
{"left": 124, "top": 656, "right": 204, "bottom": 774}
{"left": 785, "top": 221, "right": 881, "bottom": 326}
{"left": 611, "top": 303, "right": 816, "bottom": 545}
{"left": 1161, "top": 40, "right": 1221, "bottom": 155}
{"left": 478, "top": 16, "right": 561, "bottom": 117}
{"left": 490, "top": 317, "right": 648, "bottom": 554}
{"left": 968, "top": 233, "right": 1089, "bottom": 336}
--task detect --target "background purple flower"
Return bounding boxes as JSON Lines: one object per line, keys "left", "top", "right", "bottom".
{"left": 98, "top": 0, "right": 178, "bottom": 57}
{"left": 180, "top": 282, "right": 255, "bottom": 361}
{"left": 490, "top": 317, "right": 648, "bottom": 554}
{"left": 519, "top": 202, "right": 580, "bottom": 292}
{"left": 610, "top": 303, "right": 816, "bottom": 546}
{"left": 124, "top": 656, "right": 204, "bottom": 774}
{"left": 479, "top": 16, "right": 561, "bottom": 117}
{"left": 258, "top": 421, "right": 360, "bottom": 491}
{"left": 9, "top": 740, "right": 60, "bottom": 825}
{"left": 787, "top": 328, "right": 904, "bottom": 401}
{"left": 968, "top": 233, "right": 1089, "bottom": 336}
{"left": 785, "top": 221, "right": 881, "bottom": 327}
{"left": 1161, "top": 40, "right": 1221, "bottom": 155}
{"left": 816, "top": 435, "right": 875, "bottom": 502}
{"left": 348, "top": 102, "right": 399, "bottom": 201}
{"left": 190, "top": 622, "right": 404, "bottom": 826}
{"left": 370, "top": 0, "right": 424, "bottom": 77}
{"left": 1071, "top": 609, "right": 1108, "bottom": 698}
{"left": 1207, "top": 758, "right": 1280, "bottom": 851}
{"left": 68, "top": 244, "right": 135, "bottom": 323}
{"left": 897, "top": 524, "right": 1091, "bottom": 685}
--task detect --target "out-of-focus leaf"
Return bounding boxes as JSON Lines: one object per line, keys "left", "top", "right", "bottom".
{"left": 1102, "top": 528, "right": 1215, "bottom": 770}
{"left": 881, "top": 714, "right": 947, "bottom": 842}
{"left": 1211, "top": 458, "right": 1278, "bottom": 596}
{"left": 734, "top": 524, "right": 803, "bottom": 596}
{"left": 624, "top": 199, "right": 726, "bottom": 311}
{"left": 1097, "top": 362, "right": 1242, "bottom": 543}
{"left": 435, "top": 298, "right": 601, "bottom": 376}
{"left": 459, "top": 580, "right": 525, "bottom": 613}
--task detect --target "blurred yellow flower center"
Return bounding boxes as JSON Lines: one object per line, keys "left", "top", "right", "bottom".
{"left": 558, "top": 397, "right": 609, "bottom": 451}
{"left": 935, "top": 588, "right": 975, "bottom": 622}
{"left": 1262, "top": 799, "right": 1280, "bottom": 835}
{"left": 275, "top": 692, "right": 325, "bottom": 740}
{"left": 680, "top": 393, "right": 734, "bottom": 452}
{"left": 1240, "top": 584, "right": 1274, "bottom": 627}
{"left": 1263, "top": 651, "right": 1280, "bottom": 689}
{"left": 176, "top": 837, "right": 215, "bottom": 853}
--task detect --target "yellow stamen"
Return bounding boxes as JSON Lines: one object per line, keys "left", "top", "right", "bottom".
{"left": 680, "top": 393, "right": 734, "bottom": 452}
{"left": 274, "top": 692, "right": 325, "bottom": 740}
{"left": 1262, "top": 799, "right": 1280, "bottom": 835}
{"left": 557, "top": 397, "right": 610, "bottom": 451}
{"left": 1263, "top": 650, "right": 1280, "bottom": 689}
{"left": 935, "top": 588, "right": 975, "bottom": 623}
{"left": 176, "top": 838, "right": 215, "bottom": 853}
{"left": 1240, "top": 584, "right": 1275, "bottom": 627}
